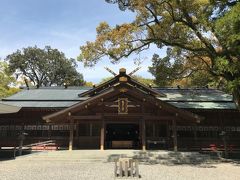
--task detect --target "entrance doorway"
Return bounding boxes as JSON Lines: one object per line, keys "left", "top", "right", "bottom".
{"left": 106, "top": 123, "right": 140, "bottom": 149}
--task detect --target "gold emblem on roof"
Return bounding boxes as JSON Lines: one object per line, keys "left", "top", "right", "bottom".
{"left": 119, "top": 76, "right": 128, "bottom": 82}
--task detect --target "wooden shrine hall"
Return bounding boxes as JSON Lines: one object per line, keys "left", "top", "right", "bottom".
{"left": 0, "top": 68, "right": 240, "bottom": 151}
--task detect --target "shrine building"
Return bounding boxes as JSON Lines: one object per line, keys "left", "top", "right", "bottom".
{"left": 0, "top": 68, "right": 239, "bottom": 151}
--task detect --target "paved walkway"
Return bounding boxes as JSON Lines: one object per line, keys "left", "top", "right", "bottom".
{"left": 0, "top": 150, "right": 240, "bottom": 180}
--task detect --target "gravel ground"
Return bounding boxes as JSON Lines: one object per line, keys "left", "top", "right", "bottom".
{"left": 0, "top": 151, "right": 240, "bottom": 180}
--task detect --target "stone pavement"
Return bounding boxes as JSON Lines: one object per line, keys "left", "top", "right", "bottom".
{"left": 0, "top": 150, "right": 239, "bottom": 180}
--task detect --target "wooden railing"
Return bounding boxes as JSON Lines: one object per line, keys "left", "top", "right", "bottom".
{"left": 8, "top": 140, "right": 57, "bottom": 158}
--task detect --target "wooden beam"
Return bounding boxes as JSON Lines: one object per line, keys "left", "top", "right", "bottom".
{"left": 99, "top": 114, "right": 174, "bottom": 121}
{"left": 101, "top": 113, "right": 150, "bottom": 117}
{"left": 72, "top": 115, "right": 102, "bottom": 120}
{"left": 102, "top": 104, "right": 140, "bottom": 108}
{"left": 99, "top": 101, "right": 140, "bottom": 106}
{"left": 145, "top": 115, "right": 175, "bottom": 121}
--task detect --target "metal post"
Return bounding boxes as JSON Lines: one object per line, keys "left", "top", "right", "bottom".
{"left": 223, "top": 135, "right": 228, "bottom": 158}
{"left": 142, "top": 118, "right": 146, "bottom": 151}
{"left": 220, "top": 131, "right": 228, "bottom": 158}
{"left": 13, "top": 147, "right": 16, "bottom": 159}
{"left": 69, "top": 118, "right": 74, "bottom": 151}
{"left": 100, "top": 119, "right": 105, "bottom": 150}
{"left": 18, "top": 131, "right": 26, "bottom": 156}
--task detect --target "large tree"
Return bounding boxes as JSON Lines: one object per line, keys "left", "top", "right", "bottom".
{"left": 148, "top": 53, "right": 217, "bottom": 88}
{"left": 6, "top": 46, "right": 84, "bottom": 87}
{"left": 79, "top": 0, "right": 240, "bottom": 107}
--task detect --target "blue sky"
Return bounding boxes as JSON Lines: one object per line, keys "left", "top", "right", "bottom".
{"left": 0, "top": 0, "right": 165, "bottom": 83}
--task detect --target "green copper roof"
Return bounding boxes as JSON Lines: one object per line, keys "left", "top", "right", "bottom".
{"left": 3, "top": 87, "right": 90, "bottom": 101}
{"left": 156, "top": 88, "right": 233, "bottom": 102}
{"left": 0, "top": 86, "right": 236, "bottom": 109}
{"left": 168, "top": 102, "right": 236, "bottom": 109}
{"left": 0, "top": 101, "right": 78, "bottom": 108}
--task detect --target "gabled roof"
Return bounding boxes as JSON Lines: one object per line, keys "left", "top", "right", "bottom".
{"left": 78, "top": 68, "right": 165, "bottom": 98}
{"left": 43, "top": 82, "right": 202, "bottom": 123}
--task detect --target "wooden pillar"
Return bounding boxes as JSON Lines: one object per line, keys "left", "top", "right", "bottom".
{"left": 153, "top": 121, "right": 156, "bottom": 138}
{"left": 48, "top": 124, "right": 52, "bottom": 138}
{"left": 75, "top": 122, "right": 79, "bottom": 148}
{"left": 76, "top": 122, "right": 79, "bottom": 137}
{"left": 166, "top": 121, "right": 170, "bottom": 149}
{"left": 223, "top": 134, "right": 228, "bottom": 158}
{"left": 193, "top": 123, "right": 198, "bottom": 149}
{"left": 69, "top": 118, "right": 74, "bottom": 151}
{"left": 90, "top": 123, "right": 93, "bottom": 136}
{"left": 142, "top": 118, "right": 146, "bottom": 151}
{"left": 172, "top": 118, "right": 178, "bottom": 152}
{"left": 100, "top": 119, "right": 105, "bottom": 150}
{"left": 141, "top": 101, "right": 146, "bottom": 151}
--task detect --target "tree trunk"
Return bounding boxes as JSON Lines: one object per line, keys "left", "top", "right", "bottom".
{"left": 233, "top": 85, "right": 240, "bottom": 110}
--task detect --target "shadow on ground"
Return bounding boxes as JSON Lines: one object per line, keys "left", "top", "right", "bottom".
{"left": 228, "top": 159, "right": 240, "bottom": 166}
{"left": 106, "top": 151, "right": 227, "bottom": 168}
{"left": 0, "top": 150, "right": 38, "bottom": 161}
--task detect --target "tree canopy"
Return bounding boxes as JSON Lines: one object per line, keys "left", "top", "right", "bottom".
{"left": 0, "top": 61, "right": 19, "bottom": 98}
{"left": 6, "top": 46, "right": 84, "bottom": 87}
{"left": 79, "top": 0, "right": 240, "bottom": 106}
{"left": 148, "top": 53, "right": 217, "bottom": 88}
